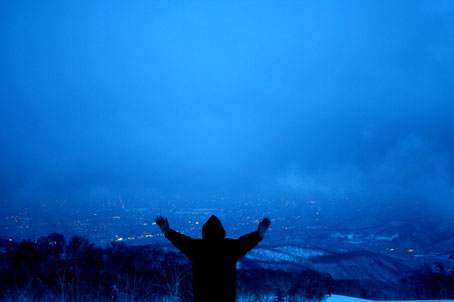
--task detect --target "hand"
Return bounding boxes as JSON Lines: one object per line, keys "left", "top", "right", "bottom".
{"left": 257, "top": 217, "right": 271, "bottom": 238}
{"left": 155, "top": 216, "right": 170, "bottom": 233}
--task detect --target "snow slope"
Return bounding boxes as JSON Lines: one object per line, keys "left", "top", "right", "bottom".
{"left": 243, "top": 245, "right": 411, "bottom": 282}
{"left": 325, "top": 295, "right": 454, "bottom": 302}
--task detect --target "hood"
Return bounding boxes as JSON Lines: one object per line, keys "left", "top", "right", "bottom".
{"left": 202, "top": 215, "right": 226, "bottom": 240}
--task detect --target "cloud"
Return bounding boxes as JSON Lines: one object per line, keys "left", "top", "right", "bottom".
{"left": 277, "top": 135, "right": 454, "bottom": 214}
{"left": 0, "top": 1, "right": 453, "bottom": 217}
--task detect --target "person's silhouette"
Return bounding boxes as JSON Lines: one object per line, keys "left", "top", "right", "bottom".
{"left": 155, "top": 215, "right": 271, "bottom": 302}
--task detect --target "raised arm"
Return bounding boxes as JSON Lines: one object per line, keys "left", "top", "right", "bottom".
{"left": 234, "top": 217, "right": 271, "bottom": 260}
{"left": 155, "top": 216, "right": 193, "bottom": 259}
{"left": 257, "top": 217, "right": 271, "bottom": 238}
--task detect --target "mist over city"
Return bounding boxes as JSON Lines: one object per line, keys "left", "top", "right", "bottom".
{"left": 1, "top": 2, "right": 454, "bottom": 301}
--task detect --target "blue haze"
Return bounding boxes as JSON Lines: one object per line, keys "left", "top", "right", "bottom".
{"left": 0, "top": 1, "right": 453, "bottom": 222}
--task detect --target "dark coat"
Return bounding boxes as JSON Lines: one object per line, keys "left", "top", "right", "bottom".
{"left": 164, "top": 215, "right": 262, "bottom": 302}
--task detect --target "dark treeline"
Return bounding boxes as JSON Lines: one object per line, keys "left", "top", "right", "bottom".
{"left": 237, "top": 267, "right": 333, "bottom": 301}
{"left": 1, "top": 234, "right": 452, "bottom": 301}
{"left": 400, "top": 262, "right": 454, "bottom": 300}
{"left": 0, "top": 233, "right": 192, "bottom": 302}
{"left": 0, "top": 233, "right": 331, "bottom": 301}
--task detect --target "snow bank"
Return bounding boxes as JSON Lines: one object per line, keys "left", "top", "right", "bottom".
{"left": 325, "top": 295, "right": 454, "bottom": 302}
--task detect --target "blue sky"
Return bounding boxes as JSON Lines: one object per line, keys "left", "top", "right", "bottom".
{"left": 1, "top": 1, "right": 453, "bottom": 214}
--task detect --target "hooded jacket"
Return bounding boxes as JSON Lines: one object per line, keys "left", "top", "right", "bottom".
{"left": 164, "top": 215, "right": 262, "bottom": 302}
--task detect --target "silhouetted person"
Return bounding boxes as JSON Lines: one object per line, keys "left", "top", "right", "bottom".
{"left": 155, "top": 215, "right": 271, "bottom": 302}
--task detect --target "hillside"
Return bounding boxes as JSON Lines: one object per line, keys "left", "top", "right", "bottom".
{"left": 242, "top": 245, "right": 411, "bottom": 282}
{"left": 325, "top": 295, "right": 454, "bottom": 302}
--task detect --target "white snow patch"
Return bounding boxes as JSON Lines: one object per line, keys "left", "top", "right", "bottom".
{"left": 324, "top": 295, "right": 370, "bottom": 302}
{"left": 245, "top": 246, "right": 325, "bottom": 263}
{"left": 375, "top": 233, "right": 400, "bottom": 241}
{"left": 325, "top": 295, "right": 454, "bottom": 302}
{"left": 246, "top": 248, "right": 296, "bottom": 262}
{"left": 274, "top": 246, "right": 326, "bottom": 258}
{"left": 330, "top": 232, "right": 345, "bottom": 238}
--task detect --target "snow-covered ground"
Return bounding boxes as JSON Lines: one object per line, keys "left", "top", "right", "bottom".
{"left": 245, "top": 245, "right": 326, "bottom": 263}
{"left": 325, "top": 295, "right": 454, "bottom": 302}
